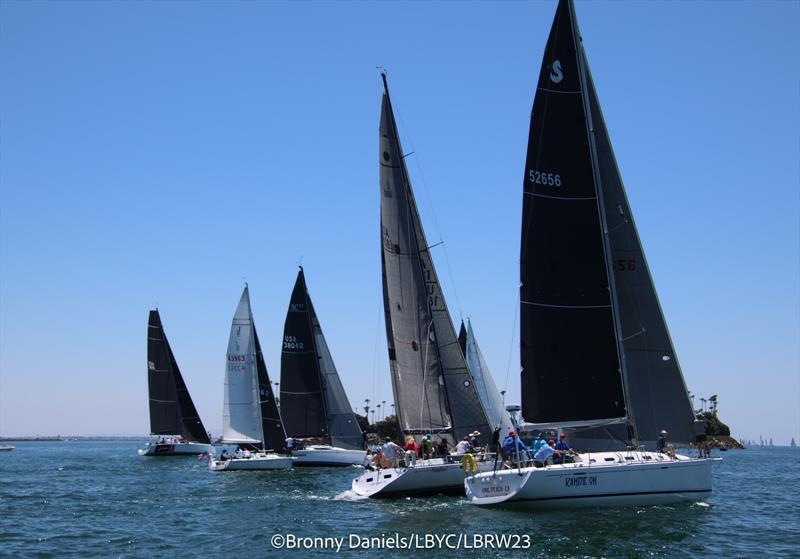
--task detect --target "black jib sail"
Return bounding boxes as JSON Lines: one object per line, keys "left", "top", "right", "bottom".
{"left": 147, "top": 310, "right": 210, "bottom": 444}
{"left": 254, "top": 324, "right": 287, "bottom": 452}
{"left": 379, "top": 74, "right": 490, "bottom": 444}
{"left": 280, "top": 267, "right": 363, "bottom": 449}
{"left": 519, "top": 0, "right": 626, "bottom": 426}
{"left": 574, "top": 61, "right": 695, "bottom": 447}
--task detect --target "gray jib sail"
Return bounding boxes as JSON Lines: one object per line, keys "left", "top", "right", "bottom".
{"left": 308, "top": 296, "right": 363, "bottom": 449}
{"left": 567, "top": 62, "right": 695, "bottom": 449}
{"left": 463, "top": 320, "right": 514, "bottom": 436}
{"left": 379, "top": 75, "right": 490, "bottom": 444}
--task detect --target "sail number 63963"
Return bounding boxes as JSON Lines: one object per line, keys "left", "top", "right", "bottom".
{"left": 529, "top": 170, "right": 562, "bottom": 187}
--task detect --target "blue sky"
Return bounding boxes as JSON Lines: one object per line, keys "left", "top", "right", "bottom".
{"left": 1, "top": 1, "right": 798, "bottom": 444}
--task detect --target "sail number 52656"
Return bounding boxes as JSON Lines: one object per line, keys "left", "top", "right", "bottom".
{"left": 529, "top": 170, "right": 562, "bottom": 187}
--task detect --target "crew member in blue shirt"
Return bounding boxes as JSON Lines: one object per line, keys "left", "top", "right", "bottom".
{"left": 502, "top": 431, "right": 528, "bottom": 465}
{"left": 554, "top": 433, "right": 570, "bottom": 463}
{"left": 533, "top": 439, "right": 562, "bottom": 467}
{"left": 531, "top": 433, "right": 547, "bottom": 454}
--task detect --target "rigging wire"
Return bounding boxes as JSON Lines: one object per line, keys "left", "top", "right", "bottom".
{"left": 395, "top": 110, "right": 465, "bottom": 323}
{"left": 503, "top": 276, "right": 519, "bottom": 395}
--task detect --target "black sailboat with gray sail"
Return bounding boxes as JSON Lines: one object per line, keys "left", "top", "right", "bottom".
{"left": 352, "top": 74, "right": 494, "bottom": 497}
{"left": 280, "top": 267, "right": 366, "bottom": 466}
{"left": 466, "top": 0, "right": 716, "bottom": 508}
{"left": 209, "top": 286, "right": 293, "bottom": 470}
{"left": 140, "top": 309, "right": 213, "bottom": 456}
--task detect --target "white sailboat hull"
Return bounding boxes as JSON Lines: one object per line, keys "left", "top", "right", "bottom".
{"left": 138, "top": 442, "right": 214, "bottom": 456}
{"left": 465, "top": 451, "right": 718, "bottom": 509}
{"left": 352, "top": 457, "right": 497, "bottom": 498}
{"left": 291, "top": 445, "right": 367, "bottom": 467}
{"left": 208, "top": 452, "right": 293, "bottom": 471}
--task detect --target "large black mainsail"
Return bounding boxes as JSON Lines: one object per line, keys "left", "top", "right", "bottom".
{"left": 520, "top": 0, "right": 626, "bottom": 427}
{"left": 147, "top": 310, "right": 210, "bottom": 444}
{"left": 379, "top": 74, "right": 490, "bottom": 444}
{"left": 520, "top": 0, "right": 696, "bottom": 446}
{"left": 280, "top": 267, "right": 363, "bottom": 449}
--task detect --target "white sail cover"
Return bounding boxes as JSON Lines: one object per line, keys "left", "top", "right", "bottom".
{"left": 222, "top": 287, "right": 263, "bottom": 444}
{"left": 464, "top": 320, "right": 513, "bottom": 435}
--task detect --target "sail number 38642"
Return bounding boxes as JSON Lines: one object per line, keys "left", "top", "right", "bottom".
{"left": 529, "top": 170, "right": 562, "bottom": 187}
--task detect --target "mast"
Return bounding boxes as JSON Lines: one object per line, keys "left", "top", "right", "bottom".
{"left": 380, "top": 74, "right": 490, "bottom": 443}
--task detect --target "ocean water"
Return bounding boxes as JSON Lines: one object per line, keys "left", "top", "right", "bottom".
{"left": 0, "top": 442, "right": 798, "bottom": 557}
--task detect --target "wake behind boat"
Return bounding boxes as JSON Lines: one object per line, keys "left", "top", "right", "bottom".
{"left": 280, "top": 268, "right": 366, "bottom": 467}
{"left": 208, "top": 286, "right": 293, "bottom": 472}
{"left": 140, "top": 310, "right": 213, "bottom": 457}
{"left": 466, "top": 0, "right": 717, "bottom": 508}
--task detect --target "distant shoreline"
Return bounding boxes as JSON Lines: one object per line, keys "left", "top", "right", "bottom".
{"left": 0, "top": 436, "right": 150, "bottom": 442}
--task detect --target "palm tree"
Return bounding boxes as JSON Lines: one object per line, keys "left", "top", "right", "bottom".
{"left": 381, "top": 400, "right": 387, "bottom": 421}
{"left": 700, "top": 397, "right": 706, "bottom": 412}
{"left": 709, "top": 395, "right": 718, "bottom": 416}
{"left": 364, "top": 398, "right": 370, "bottom": 417}
{"left": 376, "top": 403, "right": 382, "bottom": 421}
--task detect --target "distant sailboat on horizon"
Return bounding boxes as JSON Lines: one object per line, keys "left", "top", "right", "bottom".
{"left": 140, "top": 309, "right": 213, "bottom": 457}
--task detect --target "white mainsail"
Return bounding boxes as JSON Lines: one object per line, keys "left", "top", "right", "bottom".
{"left": 222, "top": 287, "right": 263, "bottom": 444}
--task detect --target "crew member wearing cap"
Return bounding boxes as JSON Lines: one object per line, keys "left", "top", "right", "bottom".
{"left": 502, "top": 431, "right": 528, "bottom": 466}
{"left": 657, "top": 430, "right": 675, "bottom": 458}
{"left": 468, "top": 430, "right": 481, "bottom": 450}
{"left": 553, "top": 433, "right": 571, "bottom": 464}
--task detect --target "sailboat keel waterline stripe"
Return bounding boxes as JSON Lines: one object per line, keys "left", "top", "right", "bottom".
{"left": 522, "top": 300, "right": 612, "bottom": 309}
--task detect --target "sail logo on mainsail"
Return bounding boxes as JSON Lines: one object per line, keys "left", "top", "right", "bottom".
{"left": 550, "top": 60, "right": 563, "bottom": 83}
{"left": 148, "top": 361, "right": 156, "bottom": 371}
{"left": 289, "top": 303, "right": 306, "bottom": 313}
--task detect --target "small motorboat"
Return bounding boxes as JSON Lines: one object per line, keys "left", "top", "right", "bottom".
{"left": 0, "top": 445, "right": 15, "bottom": 451}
